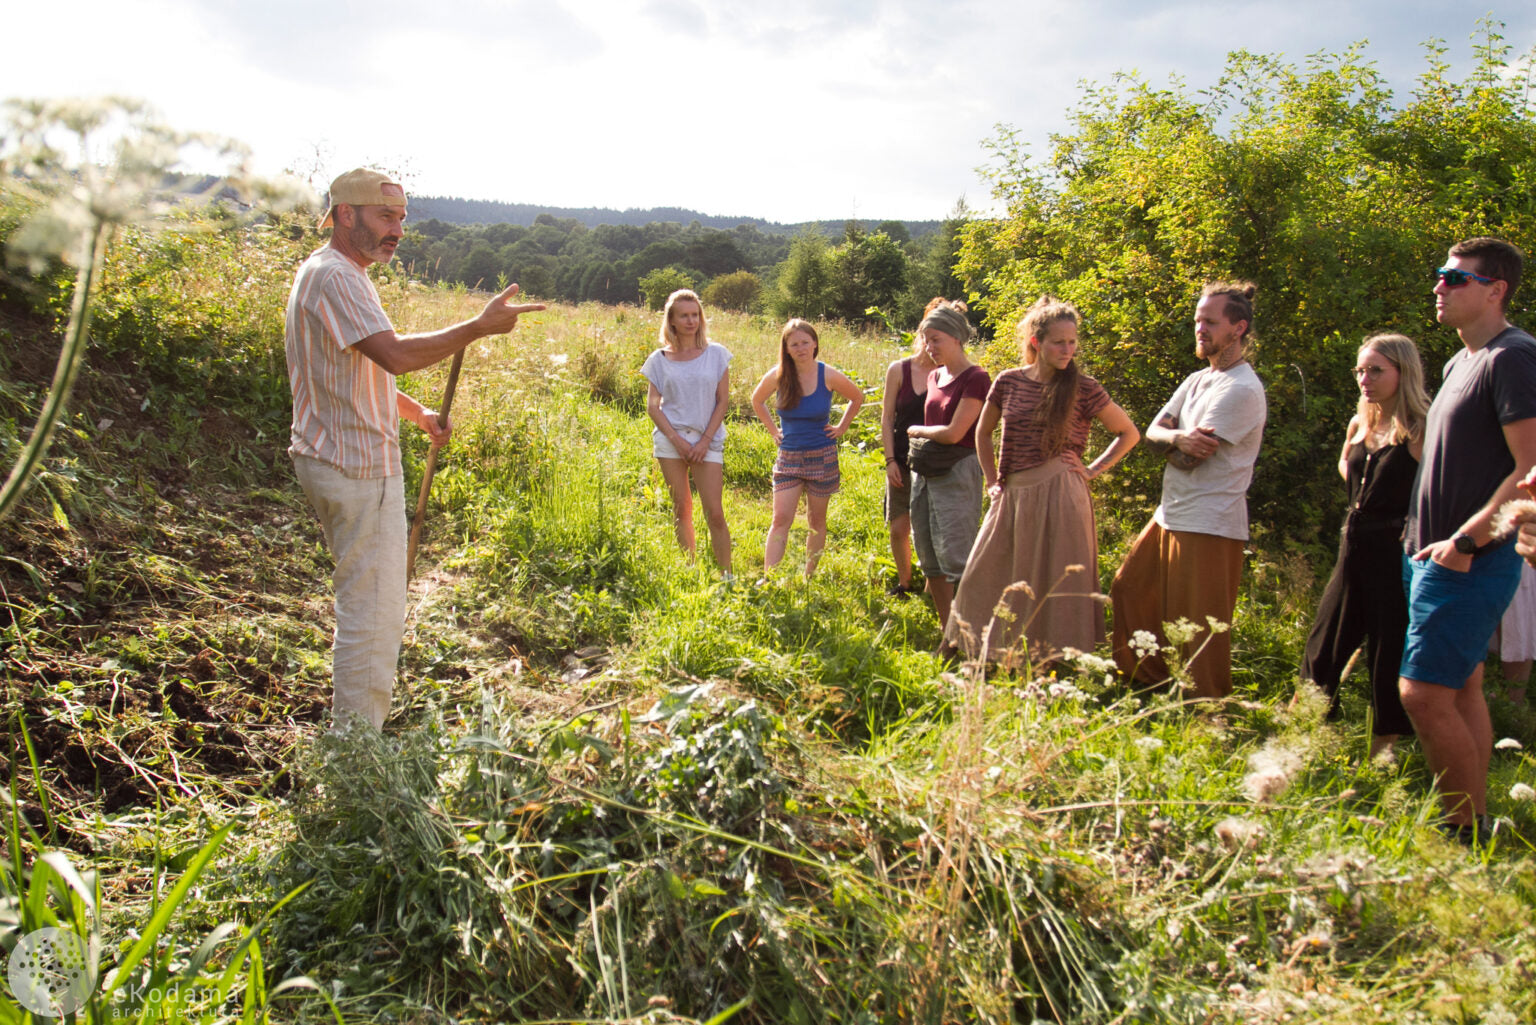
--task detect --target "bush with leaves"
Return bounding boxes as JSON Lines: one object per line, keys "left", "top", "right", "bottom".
{"left": 638, "top": 265, "right": 699, "bottom": 310}
{"left": 702, "top": 269, "right": 763, "bottom": 313}
{"left": 957, "top": 24, "right": 1536, "bottom": 547}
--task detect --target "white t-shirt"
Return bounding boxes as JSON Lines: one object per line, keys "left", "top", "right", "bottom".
{"left": 1152, "top": 361, "right": 1267, "bottom": 540}
{"left": 640, "top": 342, "right": 733, "bottom": 443}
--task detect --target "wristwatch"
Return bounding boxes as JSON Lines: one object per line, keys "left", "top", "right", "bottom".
{"left": 1452, "top": 532, "right": 1478, "bottom": 555}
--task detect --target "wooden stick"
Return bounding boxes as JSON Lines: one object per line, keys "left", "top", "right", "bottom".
{"left": 406, "top": 350, "right": 465, "bottom": 580}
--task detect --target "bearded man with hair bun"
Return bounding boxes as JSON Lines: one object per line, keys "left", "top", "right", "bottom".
{"left": 1110, "top": 281, "right": 1268, "bottom": 699}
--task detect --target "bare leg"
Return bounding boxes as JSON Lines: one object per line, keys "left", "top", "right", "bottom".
{"left": 692, "top": 460, "right": 733, "bottom": 573}
{"left": 889, "top": 512, "right": 914, "bottom": 588}
{"left": 1400, "top": 666, "right": 1490, "bottom": 826}
{"left": 1369, "top": 733, "right": 1399, "bottom": 760}
{"left": 763, "top": 483, "right": 801, "bottom": 570}
{"left": 930, "top": 576, "right": 956, "bottom": 639}
{"left": 804, "top": 491, "right": 832, "bottom": 578}
{"left": 1461, "top": 664, "right": 1493, "bottom": 802}
{"left": 1500, "top": 658, "right": 1530, "bottom": 706}
{"left": 657, "top": 457, "right": 696, "bottom": 560}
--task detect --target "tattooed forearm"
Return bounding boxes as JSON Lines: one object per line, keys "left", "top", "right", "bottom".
{"left": 1144, "top": 414, "right": 1204, "bottom": 469}
{"left": 1142, "top": 415, "right": 1178, "bottom": 457}
{"left": 1165, "top": 448, "right": 1203, "bottom": 470}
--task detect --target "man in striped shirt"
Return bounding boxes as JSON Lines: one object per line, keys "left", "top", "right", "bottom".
{"left": 286, "top": 168, "right": 543, "bottom": 730}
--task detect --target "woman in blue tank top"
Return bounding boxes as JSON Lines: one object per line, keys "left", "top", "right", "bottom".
{"left": 750, "top": 319, "right": 865, "bottom": 577}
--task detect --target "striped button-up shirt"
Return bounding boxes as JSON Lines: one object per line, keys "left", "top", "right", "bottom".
{"left": 285, "top": 247, "right": 399, "bottom": 478}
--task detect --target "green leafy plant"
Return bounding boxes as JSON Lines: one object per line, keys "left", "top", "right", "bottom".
{"left": 1, "top": 718, "right": 338, "bottom": 1025}
{"left": 0, "top": 97, "right": 311, "bottom": 523}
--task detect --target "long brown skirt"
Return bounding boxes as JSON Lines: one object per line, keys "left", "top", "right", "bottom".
{"left": 944, "top": 460, "right": 1103, "bottom": 665}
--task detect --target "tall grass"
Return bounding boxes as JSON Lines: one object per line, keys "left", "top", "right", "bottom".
{"left": 2, "top": 721, "right": 339, "bottom": 1025}
{"left": 4, "top": 198, "right": 1536, "bottom": 1023}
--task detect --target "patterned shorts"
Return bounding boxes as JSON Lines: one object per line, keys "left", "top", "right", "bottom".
{"left": 773, "top": 443, "right": 841, "bottom": 497}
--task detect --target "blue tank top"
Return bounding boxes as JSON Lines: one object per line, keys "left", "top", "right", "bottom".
{"left": 778, "top": 363, "right": 835, "bottom": 452}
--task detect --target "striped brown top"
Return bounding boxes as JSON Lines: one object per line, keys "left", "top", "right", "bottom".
{"left": 988, "top": 367, "right": 1110, "bottom": 481}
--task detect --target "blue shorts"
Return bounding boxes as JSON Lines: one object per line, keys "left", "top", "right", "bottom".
{"left": 1401, "top": 544, "right": 1522, "bottom": 688}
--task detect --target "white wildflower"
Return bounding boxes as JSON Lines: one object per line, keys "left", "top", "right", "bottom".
{"left": 1063, "top": 647, "right": 1117, "bottom": 674}
{"left": 1509, "top": 782, "right": 1536, "bottom": 802}
{"left": 547, "top": 352, "right": 569, "bottom": 365}
{"left": 1293, "top": 923, "right": 1333, "bottom": 953}
{"left": 1164, "top": 618, "right": 1200, "bottom": 646}
{"left": 1130, "top": 630, "right": 1160, "bottom": 658}
{"left": 1134, "top": 737, "right": 1164, "bottom": 753}
{"left": 1047, "top": 678, "right": 1085, "bottom": 701}
{"left": 1480, "top": 1004, "right": 1519, "bottom": 1025}
{"left": 1494, "top": 737, "right": 1523, "bottom": 750}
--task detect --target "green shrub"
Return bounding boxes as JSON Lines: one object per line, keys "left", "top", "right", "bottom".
{"left": 639, "top": 266, "right": 699, "bottom": 310}
{"left": 703, "top": 269, "right": 763, "bottom": 313}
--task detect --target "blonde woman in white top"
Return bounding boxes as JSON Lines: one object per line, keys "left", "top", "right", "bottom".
{"left": 641, "top": 289, "right": 734, "bottom": 572}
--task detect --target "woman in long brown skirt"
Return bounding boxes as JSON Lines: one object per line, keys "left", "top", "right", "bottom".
{"left": 945, "top": 297, "right": 1139, "bottom": 666}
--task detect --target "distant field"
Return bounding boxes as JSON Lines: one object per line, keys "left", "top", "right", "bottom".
{"left": 386, "top": 287, "right": 914, "bottom": 414}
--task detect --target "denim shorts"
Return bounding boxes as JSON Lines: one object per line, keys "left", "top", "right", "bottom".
{"left": 653, "top": 426, "right": 724, "bottom": 464}
{"left": 1401, "top": 544, "right": 1522, "bottom": 688}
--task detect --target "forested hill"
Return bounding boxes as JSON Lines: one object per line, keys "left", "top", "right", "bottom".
{"left": 406, "top": 193, "right": 940, "bottom": 237}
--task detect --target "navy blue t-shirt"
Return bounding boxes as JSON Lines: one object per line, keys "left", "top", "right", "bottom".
{"left": 1404, "top": 326, "right": 1536, "bottom": 553}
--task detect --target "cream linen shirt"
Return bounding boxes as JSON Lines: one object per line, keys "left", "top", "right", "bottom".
{"left": 285, "top": 247, "right": 399, "bottom": 478}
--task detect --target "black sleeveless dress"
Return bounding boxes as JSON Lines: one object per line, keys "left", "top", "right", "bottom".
{"left": 890, "top": 358, "right": 926, "bottom": 476}
{"left": 1301, "top": 439, "right": 1418, "bottom": 735}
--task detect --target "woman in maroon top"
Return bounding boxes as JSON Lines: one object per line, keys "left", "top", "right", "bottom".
{"left": 945, "top": 296, "right": 1138, "bottom": 665}
{"left": 906, "top": 300, "right": 990, "bottom": 632}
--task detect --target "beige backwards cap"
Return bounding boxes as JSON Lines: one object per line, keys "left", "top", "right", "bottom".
{"left": 318, "top": 168, "right": 407, "bottom": 229}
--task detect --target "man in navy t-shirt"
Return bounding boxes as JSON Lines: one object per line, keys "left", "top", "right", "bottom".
{"left": 1400, "top": 237, "right": 1536, "bottom": 844}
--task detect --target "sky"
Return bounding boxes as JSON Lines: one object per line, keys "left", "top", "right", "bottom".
{"left": 4, "top": 1, "right": 1535, "bottom": 224}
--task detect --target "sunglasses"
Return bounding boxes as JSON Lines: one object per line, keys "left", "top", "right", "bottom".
{"left": 1435, "top": 266, "right": 1496, "bottom": 287}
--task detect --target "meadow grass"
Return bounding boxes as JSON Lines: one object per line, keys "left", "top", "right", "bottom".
{"left": 3, "top": 213, "right": 1536, "bottom": 1024}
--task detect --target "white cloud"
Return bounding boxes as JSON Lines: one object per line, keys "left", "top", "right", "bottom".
{"left": 3, "top": 0, "right": 1533, "bottom": 222}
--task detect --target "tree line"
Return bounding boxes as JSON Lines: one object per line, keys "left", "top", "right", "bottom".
{"left": 393, "top": 209, "right": 970, "bottom": 328}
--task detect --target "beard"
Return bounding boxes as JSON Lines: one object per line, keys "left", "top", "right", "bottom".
{"left": 347, "top": 220, "right": 400, "bottom": 264}
{"left": 1197, "top": 334, "right": 1234, "bottom": 361}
